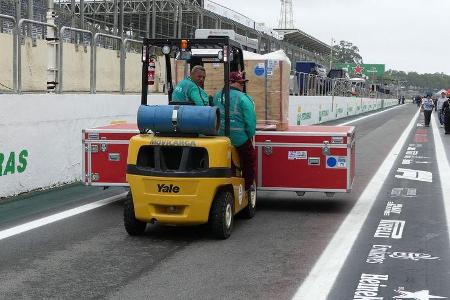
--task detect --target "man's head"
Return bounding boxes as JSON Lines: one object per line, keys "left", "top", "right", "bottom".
{"left": 190, "top": 65, "right": 206, "bottom": 87}
{"left": 229, "top": 71, "right": 248, "bottom": 91}
{"left": 442, "top": 91, "right": 447, "bottom": 97}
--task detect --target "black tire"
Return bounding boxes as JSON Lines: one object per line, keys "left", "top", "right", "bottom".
{"left": 242, "top": 186, "right": 256, "bottom": 219}
{"left": 124, "top": 192, "right": 147, "bottom": 236}
{"left": 209, "top": 189, "right": 234, "bottom": 239}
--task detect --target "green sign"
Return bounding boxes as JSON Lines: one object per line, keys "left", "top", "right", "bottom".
{"left": 296, "top": 112, "right": 312, "bottom": 125}
{"left": 334, "top": 63, "right": 385, "bottom": 77}
{"left": 0, "top": 150, "right": 28, "bottom": 176}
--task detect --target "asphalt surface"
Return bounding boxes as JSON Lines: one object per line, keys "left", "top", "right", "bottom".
{"left": 1, "top": 103, "right": 448, "bottom": 299}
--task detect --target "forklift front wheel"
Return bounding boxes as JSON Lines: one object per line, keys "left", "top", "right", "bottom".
{"left": 209, "top": 190, "right": 234, "bottom": 239}
{"left": 124, "top": 192, "right": 147, "bottom": 236}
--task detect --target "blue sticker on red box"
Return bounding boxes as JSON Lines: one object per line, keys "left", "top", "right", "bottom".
{"left": 326, "top": 156, "right": 347, "bottom": 168}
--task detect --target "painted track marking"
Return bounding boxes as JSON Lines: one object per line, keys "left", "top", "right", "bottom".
{"left": 291, "top": 110, "right": 420, "bottom": 300}
{"left": 430, "top": 114, "right": 450, "bottom": 243}
{"left": 0, "top": 192, "right": 127, "bottom": 241}
{"left": 338, "top": 104, "right": 403, "bottom": 126}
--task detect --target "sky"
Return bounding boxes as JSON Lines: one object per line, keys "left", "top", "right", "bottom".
{"left": 212, "top": 0, "right": 450, "bottom": 75}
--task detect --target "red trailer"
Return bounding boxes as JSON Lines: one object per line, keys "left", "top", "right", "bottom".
{"left": 83, "top": 123, "right": 355, "bottom": 196}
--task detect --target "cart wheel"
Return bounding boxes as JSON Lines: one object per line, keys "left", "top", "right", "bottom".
{"left": 242, "top": 185, "right": 256, "bottom": 219}
{"left": 124, "top": 192, "right": 147, "bottom": 236}
{"left": 209, "top": 189, "right": 234, "bottom": 239}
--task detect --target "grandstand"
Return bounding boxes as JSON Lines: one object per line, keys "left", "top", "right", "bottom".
{"left": 0, "top": 0, "right": 333, "bottom": 93}
{"left": 0, "top": 0, "right": 330, "bottom": 64}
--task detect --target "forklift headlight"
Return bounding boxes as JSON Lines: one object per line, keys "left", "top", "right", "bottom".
{"left": 142, "top": 45, "right": 147, "bottom": 62}
{"left": 162, "top": 45, "right": 171, "bottom": 55}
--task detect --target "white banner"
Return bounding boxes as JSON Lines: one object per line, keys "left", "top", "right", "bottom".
{"left": 203, "top": 0, "right": 254, "bottom": 29}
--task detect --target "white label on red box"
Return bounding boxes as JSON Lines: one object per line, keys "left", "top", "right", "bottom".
{"left": 288, "top": 151, "right": 307, "bottom": 160}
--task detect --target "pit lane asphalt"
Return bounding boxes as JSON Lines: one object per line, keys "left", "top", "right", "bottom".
{"left": 0, "top": 104, "right": 422, "bottom": 299}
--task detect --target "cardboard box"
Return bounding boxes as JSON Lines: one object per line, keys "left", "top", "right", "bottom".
{"left": 197, "top": 50, "right": 291, "bottom": 130}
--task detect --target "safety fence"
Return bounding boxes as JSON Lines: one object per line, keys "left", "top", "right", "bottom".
{"left": 0, "top": 16, "right": 148, "bottom": 93}
{"left": 0, "top": 0, "right": 332, "bottom": 93}
{"left": 289, "top": 72, "right": 390, "bottom": 99}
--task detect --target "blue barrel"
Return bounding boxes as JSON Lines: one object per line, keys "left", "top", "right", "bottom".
{"left": 137, "top": 105, "right": 220, "bottom": 135}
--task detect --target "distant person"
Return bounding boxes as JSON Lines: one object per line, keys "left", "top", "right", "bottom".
{"left": 437, "top": 91, "right": 447, "bottom": 127}
{"left": 421, "top": 93, "right": 435, "bottom": 127}
{"left": 401, "top": 96, "right": 405, "bottom": 104}
{"left": 442, "top": 95, "right": 450, "bottom": 134}
{"left": 415, "top": 95, "right": 422, "bottom": 107}
{"left": 172, "top": 65, "right": 209, "bottom": 106}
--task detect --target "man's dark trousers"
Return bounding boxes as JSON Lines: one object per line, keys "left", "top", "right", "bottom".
{"left": 237, "top": 139, "right": 256, "bottom": 190}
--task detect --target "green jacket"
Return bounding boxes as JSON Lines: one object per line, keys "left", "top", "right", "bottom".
{"left": 213, "top": 87, "right": 256, "bottom": 147}
{"left": 172, "top": 77, "right": 209, "bottom": 106}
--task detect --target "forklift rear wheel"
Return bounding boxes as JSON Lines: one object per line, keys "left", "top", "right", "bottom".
{"left": 124, "top": 192, "right": 147, "bottom": 236}
{"left": 209, "top": 190, "right": 234, "bottom": 239}
{"left": 242, "top": 185, "right": 256, "bottom": 219}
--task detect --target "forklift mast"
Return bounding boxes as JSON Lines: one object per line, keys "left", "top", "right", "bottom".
{"left": 141, "top": 38, "right": 245, "bottom": 138}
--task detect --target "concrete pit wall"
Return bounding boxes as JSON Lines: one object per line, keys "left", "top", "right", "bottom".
{"left": 0, "top": 32, "right": 14, "bottom": 91}
{"left": 62, "top": 43, "right": 91, "bottom": 92}
{"left": 0, "top": 93, "right": 399, "bottom": 198}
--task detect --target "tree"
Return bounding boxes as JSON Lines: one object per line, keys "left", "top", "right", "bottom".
{"left": 332, "top": 40, "right": 363, "bottom": 64}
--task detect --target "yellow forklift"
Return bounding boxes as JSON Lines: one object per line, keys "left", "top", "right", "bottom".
{"left": 124, "top": 37, "right": 256, "bottom": 239}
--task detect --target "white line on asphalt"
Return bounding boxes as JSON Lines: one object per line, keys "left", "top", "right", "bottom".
{"left": 430, "top": 114, "right": 450, "bottom": 243}
{"left": 337, "top": 104, "right": 403, "bottom": 126}
{"left": 0, "top": 192, "right": 128, "bottom": 241}
{"left": 292, "top": 109, "right": 420, "bottom": 300}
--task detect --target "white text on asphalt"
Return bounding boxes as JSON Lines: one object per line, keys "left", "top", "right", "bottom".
{"left": 353, "top": 273, "right": 388, "bottom": 300}
{"left": 390, "top": 188, "right": 417, "bottom": 197}
{"left": 395, "top": 168, "right": 432, "bottom": 183}
{"left": 384, "top": 202, "right": 403, "bottom": 216}
{"left": 374, "top": 220, "right": 405, "bottom": 239}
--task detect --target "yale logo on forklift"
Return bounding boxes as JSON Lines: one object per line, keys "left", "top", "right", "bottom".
{"left": 157, "top": 183, "right": 180, "bottom": 193}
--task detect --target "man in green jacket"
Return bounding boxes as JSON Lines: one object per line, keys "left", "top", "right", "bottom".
{"left": 213, "top": 71, "right": 256, "bottom": 191}
{"left": 172, "top": 65, "right": 209, "bottom": 106}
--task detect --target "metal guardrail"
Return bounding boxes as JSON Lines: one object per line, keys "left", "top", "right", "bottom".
{"left": 2, "top": 18, "right": 389, "bottom": 97}
{"left": 289, "top": 72, "right": 387, "bottom": 99}
{"left": 121, "top": 38, "right": 142, "bottom": 93}
{"left": 0, "top": 14, "right": 17, "bottom": 92}
{"left": 1, "top": 22, "right": 142, "bottom": 94}
{"left": 93, "top": 32, "right": 123, "bottom": 93}
{"left": 17, "top": 18, "right": 59, "bottom": 93}
{"left": 59, "top": 26, "right": 94, "bottom": 93}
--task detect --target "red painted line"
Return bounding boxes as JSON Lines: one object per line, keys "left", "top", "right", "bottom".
{"left": 416, "top": 129, "right": 428, "bottom": 134}
{"left": 414, "top": 134, "right": 428, "bottom": 143}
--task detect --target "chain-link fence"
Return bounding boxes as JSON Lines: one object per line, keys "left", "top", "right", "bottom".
{"left": 289, "top": 72, "right": 391, "bottom": 99}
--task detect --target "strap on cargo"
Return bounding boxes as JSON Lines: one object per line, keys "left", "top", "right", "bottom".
{"left": 172, "top": 106, "right": 179, "bottom": 131}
